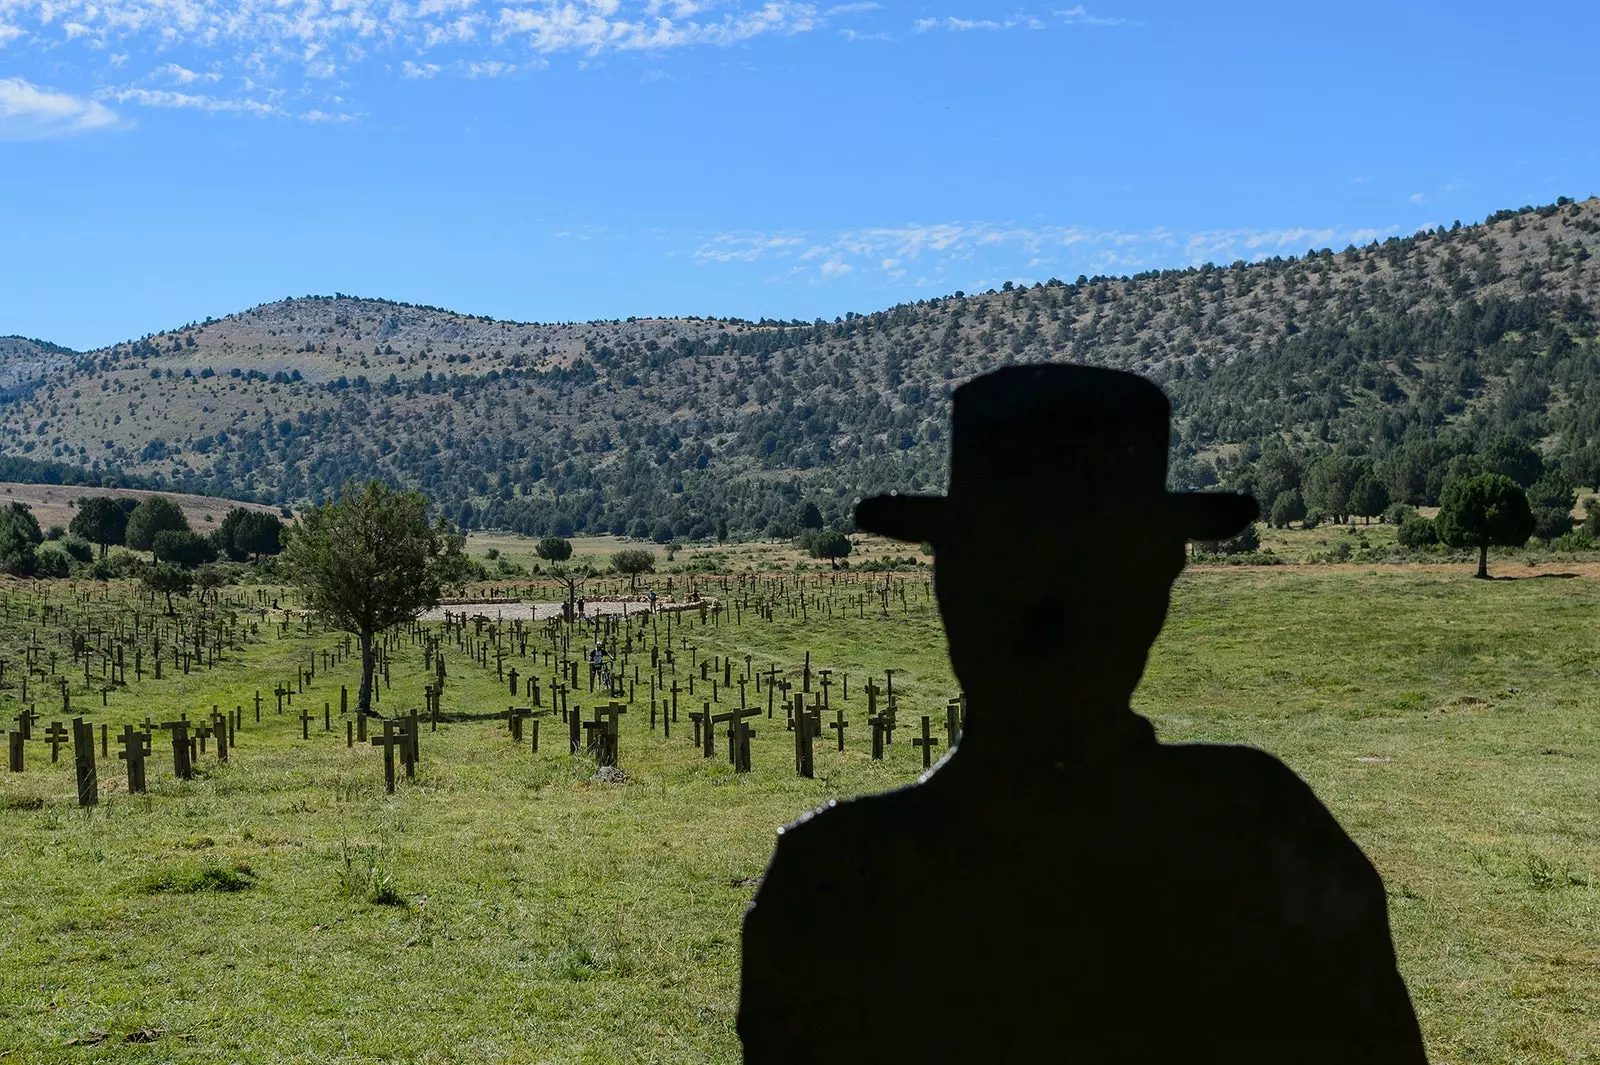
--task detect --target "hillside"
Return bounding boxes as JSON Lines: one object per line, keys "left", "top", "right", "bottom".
{"left": 4, "top": 197, "right": 1599, "bottom": 538}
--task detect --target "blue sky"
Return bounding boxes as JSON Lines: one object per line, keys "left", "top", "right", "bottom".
{"left": 2, "top": 0, "right": 1596, "bottom": 350}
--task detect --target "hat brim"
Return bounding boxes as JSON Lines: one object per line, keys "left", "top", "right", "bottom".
{"left": 853, "top": 490, "right": 1259, "bottom": 545}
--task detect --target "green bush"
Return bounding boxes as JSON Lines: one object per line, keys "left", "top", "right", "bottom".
{"left": 34, "top": 542, "right": 72, "bottom": 578}
{"left": 1549, "top": 529, "right": 1596, "bottom": 552}
{"left": 1397, "top": 515, "right": 1438, "bottom": 548}
{"left": 59, "top": 537, "right": 94, "bottom": 564}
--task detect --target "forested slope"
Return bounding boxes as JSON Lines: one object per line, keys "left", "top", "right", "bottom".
{"left": 3, "top": 197, "right": 1597, "bottom": 539}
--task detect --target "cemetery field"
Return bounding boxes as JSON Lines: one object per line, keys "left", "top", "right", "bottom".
{"left": 1, "top": 567, "right": 1598, "bottom": 1064}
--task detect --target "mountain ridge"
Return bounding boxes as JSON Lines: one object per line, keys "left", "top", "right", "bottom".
{"left": 6, "top": 196, "right": 1599, "bottom": 538}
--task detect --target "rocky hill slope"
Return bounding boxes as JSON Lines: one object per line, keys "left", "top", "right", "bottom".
{"left": 5, "top": 197, "right": 1598, "bottom": 539}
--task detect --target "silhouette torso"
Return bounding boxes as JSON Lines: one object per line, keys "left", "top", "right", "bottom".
{"left": 739, "top": 714, "right": 1427, "bottom": 1064}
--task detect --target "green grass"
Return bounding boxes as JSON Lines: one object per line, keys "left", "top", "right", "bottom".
{"left": 2, "top": 567, "right": 1598, "bottom": 1063}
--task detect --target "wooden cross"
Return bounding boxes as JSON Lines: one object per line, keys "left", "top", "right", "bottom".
{"left": 946, "top": 698, "right": 964, "bottom": 748}
{"left": 730, "top": 716, "right": 755, "bottom": 773}
{"left": 828, "top": 707, "right": 849, "bottom": 752}
{"left": 72, "top": 718, "right": 97, "bottom": 807}
{"left": 44, "top": 720, "right": 69, "bottom": 763}
{"left": 712, "top": 706, "right": 760, "bottom": 768}
{"left": 793, "top": 703, "right": 817, "bottom": 778}
{"left": 369, "top": 720, "right": 407, "bottom": 794}
{"left": 863, "top": 679, "right": 881, "bottom": 719}
{"left": 912, "top": 715, "right": 940, "bottom": 769}
{"left": 507, "top": 706, "right": 533, "bottom": 743}
{"left": 159, "top": 719, "right": 194, "bottom": 780}
{"left": 299, "top": 706, "right": 313, "bottom": 740}
{"left": 117, "top": 725, "right": 152, "bottom": 793}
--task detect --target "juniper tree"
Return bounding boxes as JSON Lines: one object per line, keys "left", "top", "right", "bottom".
{"left": 69, "top": 497, "right": 128, "bottom": 558}
{"left": 611, "top": 548, "right": 655, "bottom": 589}
{"left": 1434, "top": 473, "right": 1535, "bottom": 578}
{"left": 125, "top": 496, "right": 189, "bottom": 551}
{"left": 284, "top": 481, "right": 464, "bottom": 715}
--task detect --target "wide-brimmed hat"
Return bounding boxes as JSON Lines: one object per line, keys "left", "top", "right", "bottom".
{"left": 854, "top": 364, "right": 1257, "bottom": 544}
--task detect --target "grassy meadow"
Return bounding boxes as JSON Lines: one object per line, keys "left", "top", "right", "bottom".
{"left": 0, "top": 545, "right": 1597, "bottom": 1063}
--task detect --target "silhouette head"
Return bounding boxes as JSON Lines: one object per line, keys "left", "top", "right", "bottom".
{"left": 856, "top": 365, "right": 1257, "bottom": 720}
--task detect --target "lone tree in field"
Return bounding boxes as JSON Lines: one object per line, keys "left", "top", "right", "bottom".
{"left": 284, "top": 481, "right": 464, "bottom": 715}
{"left": 1434, "top": 473, "right": 1535, "bottom": 578}
{"left": 611, "top": 548, "right": 655, "bottom": 589}
{"left": 536, "top": 536, "right": 573, "bottom": 563}
{"left": 69, "top": 497, "right": 128, "bottom": 558}
{"left": 142, "top": 562, "right": 194, "bottom": 614}
{"left": 125, "top": 496, "right": 189, "bottom": 552}
{"left": 809, "top": 531, "right": 853, "bottom": 568}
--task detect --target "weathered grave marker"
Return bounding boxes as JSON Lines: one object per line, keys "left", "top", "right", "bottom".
{"left": 913, "top": 715, "right": 940, "bottom": 769}
{"left": 117, "top": 724, "right": 151, "bottom": 793}
{"left": 44, "top": 720, "right": 69, "bottom": 763}
{"left": 72, "top": 718, "right": 97, "bottom": 807}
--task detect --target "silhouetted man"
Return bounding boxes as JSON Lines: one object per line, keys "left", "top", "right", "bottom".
{"left": 739, "top": 366, "right": 1427, "bottom": 1064}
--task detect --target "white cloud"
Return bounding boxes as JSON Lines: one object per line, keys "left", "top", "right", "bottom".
{"left": 1054, "top": 5, "right": 1127, "bottom": 26}
{"left": 688, "top": 215, "right": 1407, "bottom": 291}
{"left": 0, "top": 0, "right": 873, "bottom": 106}
{"left": 915, "top": 7, "right": 1121, "bottom": 32}
{"left": 1408, "top": 192, "right": 1426, "bottom": 203}
{"left": 106, "top": 87, "right": 280, "bottom": 115}
{"left": 0, "top": 77, "right": 119, "bottom": 139}
{"left": 154, "top": 63, "right": 219, "bottom": 85}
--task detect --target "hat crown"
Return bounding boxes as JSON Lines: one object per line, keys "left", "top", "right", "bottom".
{"left": 948, "top": 365, "right": 1170, "bottom": 495}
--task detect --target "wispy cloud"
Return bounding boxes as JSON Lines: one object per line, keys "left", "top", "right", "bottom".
{"left": 1054, "top": 4, "right": 1129, "bottom": 26}
{"left": 913, "top": 6, "right": 1124, "bottom": 32}
{"left": 0, "top": 77, "right": 119, "bottom": 140}
{"left": 0, "top": 0, "right": 876, "bottom": 117}
{"left": 689, "top": 216, "right": 1409, "bottom": 287}
{"left": 103, "top": 88, "right": 281, "bottom": 117}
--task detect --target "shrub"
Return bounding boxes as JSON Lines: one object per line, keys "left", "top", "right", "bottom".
{"left": 1397, "top": 515, "right": 1438, "bottom": 548}
{"left": 1200, "top": 524, "right": 1260, "bottom": 556}
{"left": 1549, "top": 529, "right": 1596, "bottom": 552}
{"left": 59, "top": 537, "right": 94, "bottom": 564}
{"left": 34, "top": 542, "right": 71, "bottom": 578}
{"left": 1382, "top": 503, "right": 1417, "bottom": 526}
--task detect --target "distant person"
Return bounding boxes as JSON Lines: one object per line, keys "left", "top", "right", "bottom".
{"left": 739, "top": 366, "right": 1427, "bottom": 1064}
{"left": 577, "top": 596, "right": 586, "bottom": 618}
{"left": 648, "top": 590, "right": 657, "bottom": 610}
{"left": 590, "top": 645, "right": 604, "bottom": 686}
